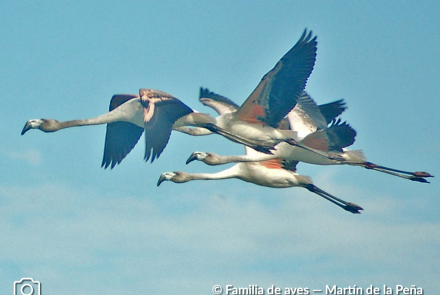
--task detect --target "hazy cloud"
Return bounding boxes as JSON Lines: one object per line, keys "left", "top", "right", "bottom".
{"left": 1, "top": 178, "right": 438, "bottom": 294}
{"left": 4, "top": 149, "right": 42, "bottom": 166}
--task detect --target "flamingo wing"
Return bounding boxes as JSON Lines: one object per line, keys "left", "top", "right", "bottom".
{"left": 199, "top": 87, "right": 240, "bottom": 115}
{"left": 318, "top": 99, "right": 347, "bottom": 125}
{"left": 102, "top": 94, "right": 144, "bottom": 169}
{"left": 284, "top": 94, "right": 347, "bottom": 132}
{"left": 234, "top": 29, "right": 317, "bottom": 127}
{"left": 140, "top": 89, "right": 194, "bottom": 162}
{"left": 301, "top": 119, "right": 356, "bottom": 152}
{"left": 287, "top": 91, "right": 327, "bottom": 138}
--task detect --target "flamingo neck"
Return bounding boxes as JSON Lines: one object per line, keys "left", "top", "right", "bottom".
{"left": 187, "top": 166, "right": 240, "bottom": 181}
{"left": 53, "top": 109, "right": 128, "bottom": 130}
{"left": 218, "top": 153, "right": 275, "bottom": 164}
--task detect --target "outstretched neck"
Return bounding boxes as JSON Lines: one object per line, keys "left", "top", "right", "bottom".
{"left": 187, "top": 166, "right": 240, "bottom": 181}
{"left": 50, "top": 110, "right": 127, "bottom": 131}
{"left": 216, "top": 153, "right": 274, "bottom": 164}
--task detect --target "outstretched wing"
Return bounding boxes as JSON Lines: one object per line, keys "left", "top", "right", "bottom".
{"left": 234, "top": 29, "right": 317, "bottom": 127}
{"left": 199, "top": 87, "right": 240, "bottom": 115}
{"left": 287, "top": 91, "right": 327, "bottom": 138}
{"left": 318, "top": 99, "right": 347, "bottom": 125}
{"left": 140, "top": 89, "right": 194, "bottom": 162}
{"left": 102, "top": 94, "right": 144, "bottom": 169}
{"left": 301, "top": 119, "right": 356, "bottom": 152}
{"left": 326, "top": 119, "right": 356, "bottom": 150}
{"left": 284, "top": 94, "right": 347, "bottom": 134}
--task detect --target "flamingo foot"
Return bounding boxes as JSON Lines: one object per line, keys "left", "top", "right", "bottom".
{"left": 344, "top": 203, "right": 364, "bottom": 214}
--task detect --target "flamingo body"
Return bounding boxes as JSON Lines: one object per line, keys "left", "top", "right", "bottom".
{"left": 159, "top": 148, "right": 363, "bottom": 214}
{"left": 187, "top": 90, "right": 433, "bottom": 182}
{"left": 22, "top": 89, "right": 194, "bottom": 167}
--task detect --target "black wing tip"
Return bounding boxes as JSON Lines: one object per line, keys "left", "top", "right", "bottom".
{"left": 199, "top": 87, "right": 240, "bottom": 110}
{"left": 318, "top": 99, "right": 348, "bottom": 124}
{"left": 199, "top": 87, "right": 214, "bottom": 100}
{"left": 144, "top": 147, "right": 152, "bottom": 163}
{"left": 101, "top": 162, "right": 117, "bottom": 170}
{"left": 330, "top": 118, "right": 354, "bottom": 129}
{"left": 327, "top": 119, "right": 357, "bottom": 149}
{"left": 101, "top": 158, "right": 120, "bottom": 170}
{"left": 330, "top": 99, "right": 347, "bottom": 111}
{"left": 332, "top": 119, "right": 357, "bottom": 136}
{"left": 299, "top": 28, "right": 317, "bottom": 44}
{"left": 101, "top": 161, "right": 108, "bottom": 169}
{"left": 144, "top": 148, "right": 162, "bottom": 163}
{"left": 199, "top": 87, "right": 208, "bottom": 96}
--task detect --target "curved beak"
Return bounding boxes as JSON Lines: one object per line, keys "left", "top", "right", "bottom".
{"left": 410, "top": 177, "right": 429, "bottom": 183}
{"left": 21, "top": 122, "right": 32, "bottom": 135}
{"left": 186, "top": 153, "right": 198, "bottom": 165}
{"left": 157, "top": 174, "right": 167, "bottom": 187}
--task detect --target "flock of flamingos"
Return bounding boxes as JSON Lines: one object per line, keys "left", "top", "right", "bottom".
{"left": 21, "top": 29, "right": 433, "bottom": 214}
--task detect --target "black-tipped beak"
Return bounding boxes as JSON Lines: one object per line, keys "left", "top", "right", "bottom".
{"left": 157, "top": 174, "right": 166, "bottom": 186}
{"left": 186, "top": 153, "right": 198, "bottom": 165}
{"left": 21, "top": 122, "right": 32, "bottom": 135}
{"left": 411, "top": 177, "right": 429, "bottom": 183}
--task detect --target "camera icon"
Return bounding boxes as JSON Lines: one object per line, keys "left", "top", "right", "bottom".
{"left": 13, "top": 278, "right": 41, "bottom": 295}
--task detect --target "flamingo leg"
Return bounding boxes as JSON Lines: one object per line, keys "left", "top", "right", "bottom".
{"left": 199, "top": 123, "right": 275, "bottom": 154}
{"left": 362, "top": 162, "right": 433, "bottom": 183}
{"left": 284, "top": 138, "right": 346, "bottom": 161}
{"left": 304, "top": 184, "right": 363, "bottom": 214}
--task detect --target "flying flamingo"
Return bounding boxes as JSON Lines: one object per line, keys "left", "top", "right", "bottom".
{"left": 185, "top": 89, "right": 433, "bottom": 183}
{"left": 23, "top": 29, "right": 335, "bottom": 167}
{"left": 22, "top": 89, "right": 197, "bottom": 166}
{"left": 158, "top": 146, "right": 363, "bottom": 214}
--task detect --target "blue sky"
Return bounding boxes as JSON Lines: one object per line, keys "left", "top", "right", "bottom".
{"left": 1, "top": 0, "right": 439, "bottom": 294}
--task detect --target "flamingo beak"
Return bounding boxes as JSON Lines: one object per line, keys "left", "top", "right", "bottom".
{"left": 21, "top": 121, "right": 32, "bottom": 135}
{"left": 410, "top": 177, "right": 430, "bottom": 183}
{"left": 186, "top": 153, "right": 198, "bottom": 165}
{"left": 157, "top": 174, "right": 167, "bottom": 186}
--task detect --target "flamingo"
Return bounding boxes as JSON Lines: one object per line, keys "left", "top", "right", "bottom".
{"left": 158, "top": 147, "right": 363, "bottom": 214}
{"left": 21, "top": 89, "right": 199, "bottom": 167}
{"left": 185, "top": 90, "right": 433, "bottom": 183}
{"left": 160, "top": 29, "right": 325, "bottom": 155}
{"left": 22, "top": 29, "right": 334, "bottom": 168}
{"left": 187, "top": 29, "right": 319, "bottom": 152}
